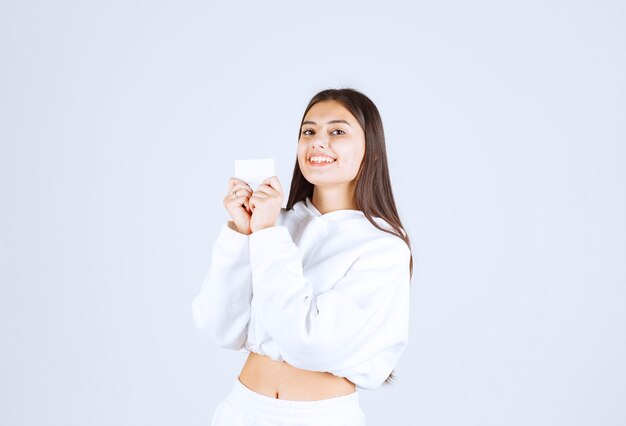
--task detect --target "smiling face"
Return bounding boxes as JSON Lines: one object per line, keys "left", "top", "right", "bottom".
{"left": 297, "top": 100, "right": 366, "bottom": 189}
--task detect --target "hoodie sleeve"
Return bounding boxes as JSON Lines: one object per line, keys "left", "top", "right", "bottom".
{"left": 191, "top": 221, "right": 252, "bottom": 351}
{"left": 248, "top": 225, "right": 411, "bottom": 389}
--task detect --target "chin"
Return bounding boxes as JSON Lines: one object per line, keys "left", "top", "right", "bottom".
{"left": 306, "top": 177, "right": 348, "bottom": 187}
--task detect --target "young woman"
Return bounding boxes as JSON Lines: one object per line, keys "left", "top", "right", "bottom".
{"left": 192, "top": 88, "right": 414, "bottom": 425}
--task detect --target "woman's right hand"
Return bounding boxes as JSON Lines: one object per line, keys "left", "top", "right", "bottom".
{"left": 223, "top": 177, "right": 253, "bottom": 235}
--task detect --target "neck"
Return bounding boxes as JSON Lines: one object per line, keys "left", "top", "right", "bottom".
{"left": 311, "top": 184, "right": 357, "bottom": 215}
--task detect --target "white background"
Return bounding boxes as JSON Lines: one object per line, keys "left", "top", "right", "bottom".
{"left": 1, "top": 1, "right": 624, "bottom": 425}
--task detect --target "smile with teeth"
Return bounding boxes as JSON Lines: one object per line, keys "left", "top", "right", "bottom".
{"left": 309, "top": 156, "right": 336, "bottom": 164}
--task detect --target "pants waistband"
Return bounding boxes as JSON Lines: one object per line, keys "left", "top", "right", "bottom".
{"left": 225, "top": 376, "right": 361, "bottom": 417}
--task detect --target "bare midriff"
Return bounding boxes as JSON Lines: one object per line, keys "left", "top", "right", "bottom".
{"left": 237, "top": 351, "right": 356, "bottom": 400}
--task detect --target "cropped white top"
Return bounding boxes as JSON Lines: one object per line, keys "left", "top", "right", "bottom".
{"left": 191, "top": 196, "right": 411, "bottom": 390}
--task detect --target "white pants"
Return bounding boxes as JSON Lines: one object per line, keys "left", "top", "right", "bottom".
{"left": 210, "top": 377, "right": 366, "bottom": 426}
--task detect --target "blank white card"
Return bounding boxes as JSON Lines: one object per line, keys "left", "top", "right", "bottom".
{"left": 234, "top": 158, "right": 276, "bottom": 191}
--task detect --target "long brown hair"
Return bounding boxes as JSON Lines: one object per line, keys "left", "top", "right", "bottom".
{"left": 286, "top": 88, "right": 414, "bottom": 387}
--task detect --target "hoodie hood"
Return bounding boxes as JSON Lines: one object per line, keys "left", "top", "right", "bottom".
{"left": 290, "top": 196, "right": 366, "bottom": 222}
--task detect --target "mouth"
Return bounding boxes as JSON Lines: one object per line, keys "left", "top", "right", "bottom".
{"left": 307, "top": 155, "right": 336, "bottom": 166}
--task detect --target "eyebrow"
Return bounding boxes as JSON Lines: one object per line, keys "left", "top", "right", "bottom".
{"left": 301, "top": 119, "right": 352, "bottom": 127}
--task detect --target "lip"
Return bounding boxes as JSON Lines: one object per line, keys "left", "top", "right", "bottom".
{"left": 308, "top": 157, "right": 336, "bottom": 167}
{"left": 307, "top": 152, "right": 336, "bottom": 160}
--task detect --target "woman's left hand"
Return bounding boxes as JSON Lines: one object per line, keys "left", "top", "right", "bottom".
{"left": 249, "top": 176, "right": 284, "bottom": 233}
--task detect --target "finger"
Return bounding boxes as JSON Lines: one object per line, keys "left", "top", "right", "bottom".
{"left": 228, "top": 177, "right": 241, "bottom": 191}
{"left": 224, "top": 194, "right": 250, "bottom": 207}
{"left": 250, "top": 191, "right": 271, "bottom": 201}
{"left": 232, "top": 184, "right": 253, "bottom": 195}
{"left": 254, "top": 183, "right": 279, "bottom": 197}
{"left": 230, "top": 195, "right": 249, "bottom": 203}
{"left": 228, "top": 177, "right": 250, "bottom": 191}
{"left": 228, "top": 183, "right": 253, "bottom": 196}
{"left": 252, "top": 186, "right": 280, "bottom": 199}
{"left": 260, "top": 176, "right": 282, "bottom": 194}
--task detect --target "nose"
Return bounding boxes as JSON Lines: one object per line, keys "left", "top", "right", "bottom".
{"left": 311, "top": 135, "right": 328, "bottom": 149}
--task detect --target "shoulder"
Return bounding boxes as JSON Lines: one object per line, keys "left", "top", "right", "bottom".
{"left": 358, "top": 232, "right": 410, "bottom": 263}
{"left": 345, "top": 216, "right": 409, "bottom": 251}
{"left": 332, "top": 217, "right": 410, "bottom": 271}
{"left": 275, "top": 203, "right": 409, "bottom": 255}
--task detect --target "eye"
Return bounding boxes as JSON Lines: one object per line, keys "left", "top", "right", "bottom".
{"left": 301, "top": 128, "right": 314, "bottom": 136}
{"left": 331, "top": 129, "right": 346, "bottom": 135}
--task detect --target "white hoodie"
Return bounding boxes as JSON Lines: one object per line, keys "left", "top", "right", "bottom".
{"left": 191, "top": 196, "right": 411, "bottom": 390}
